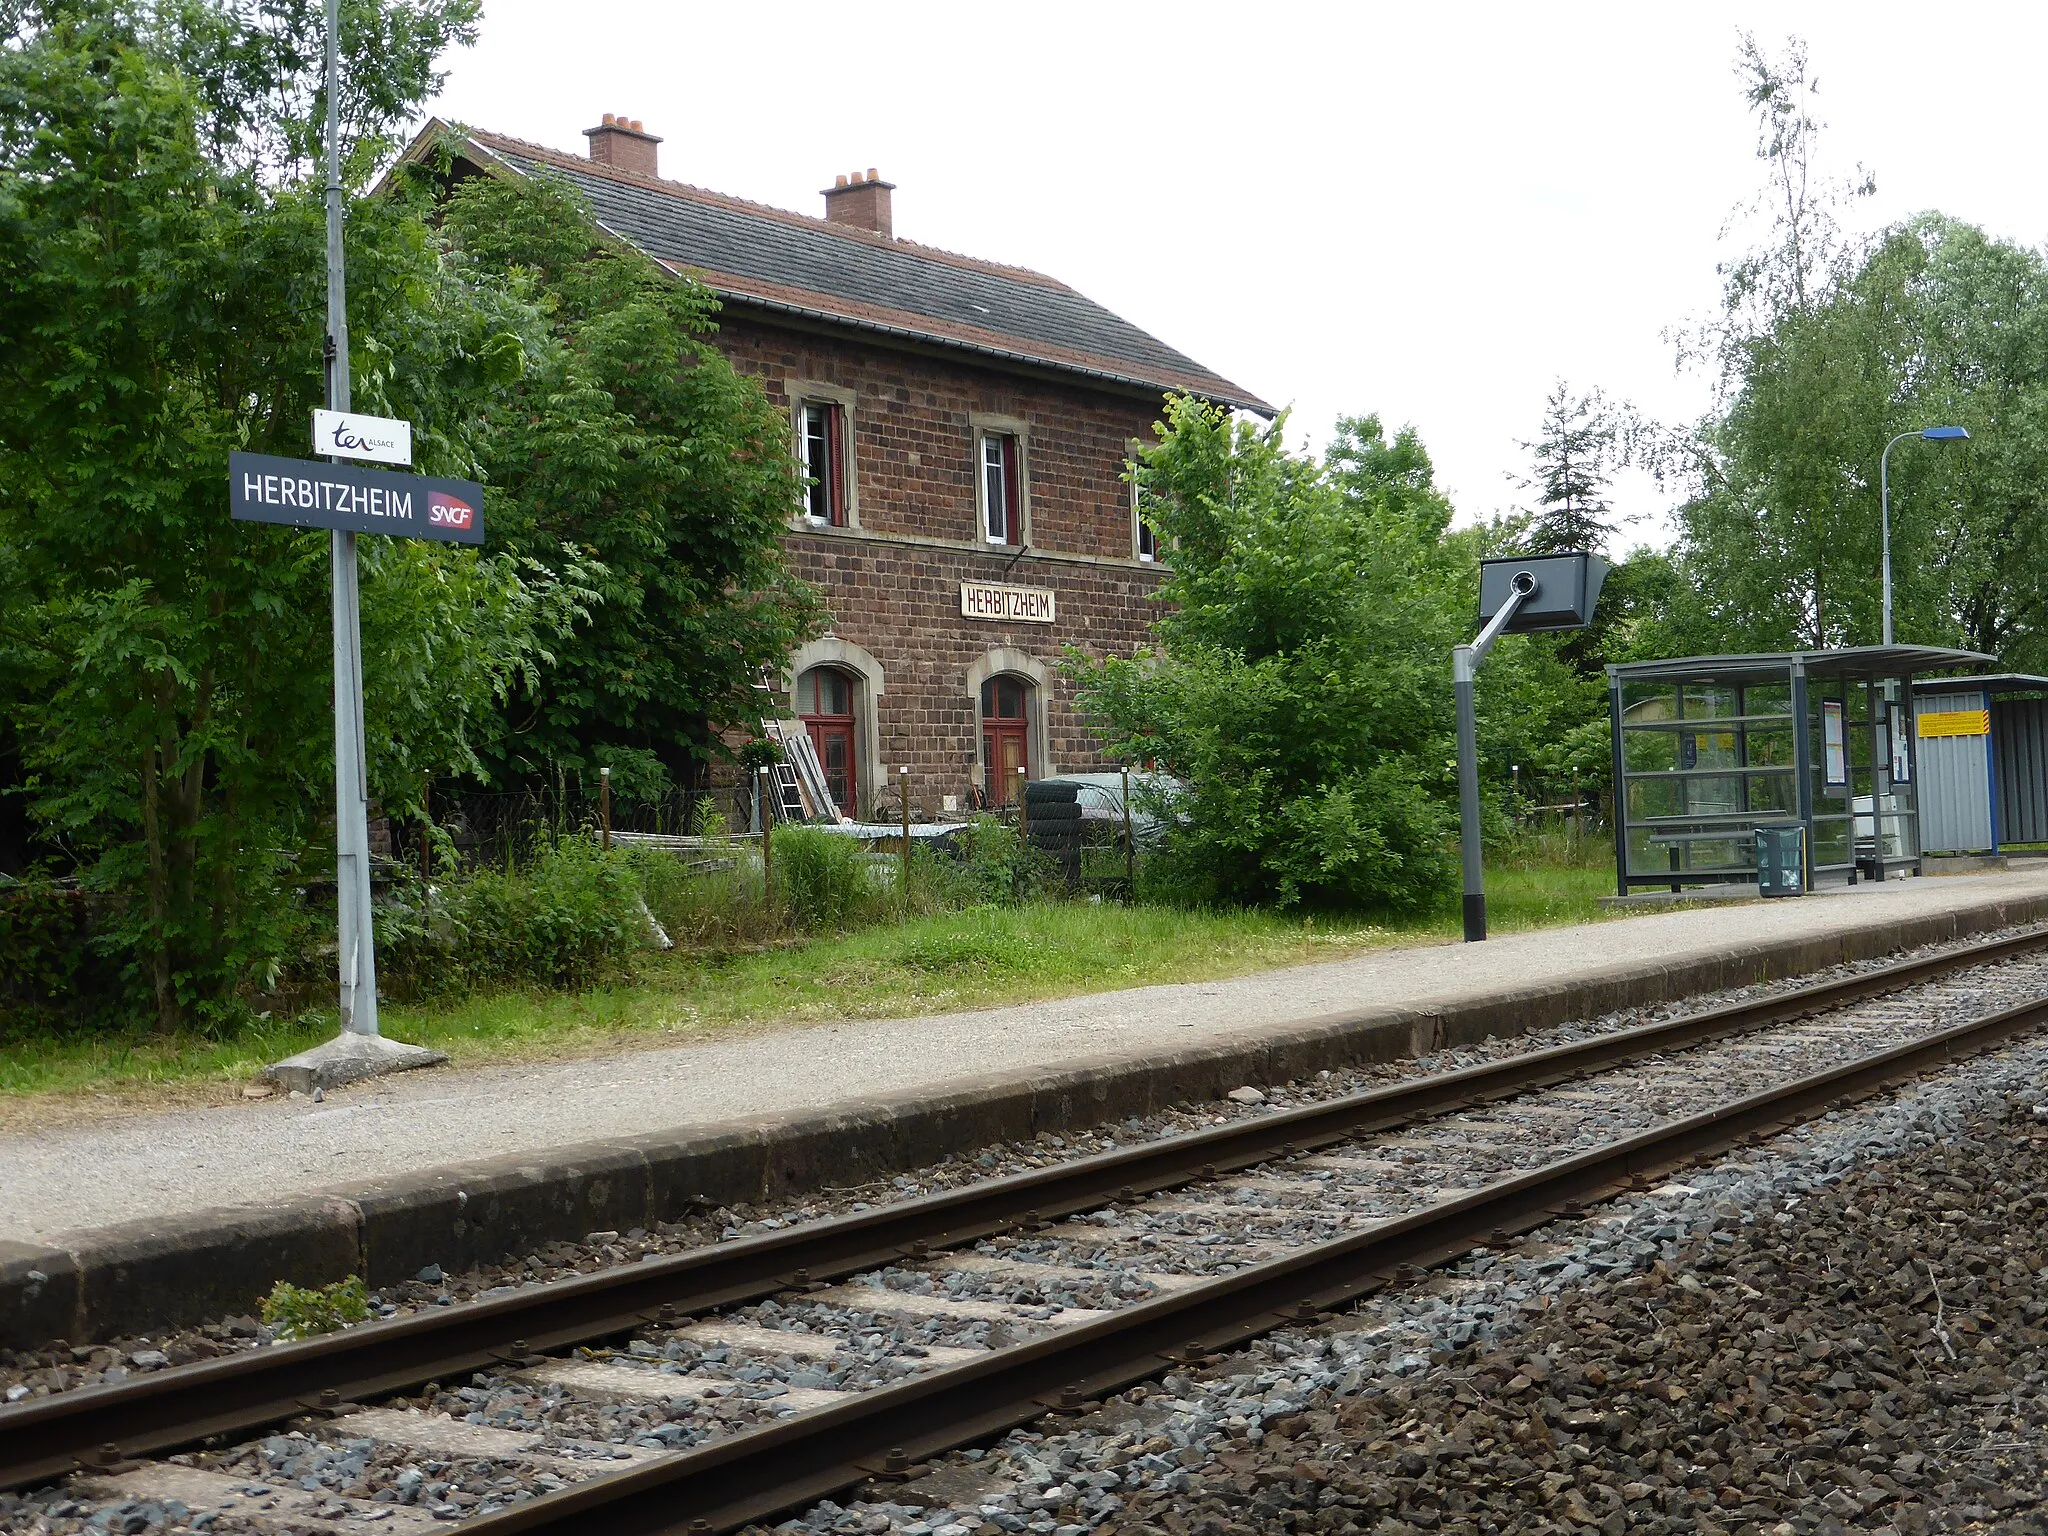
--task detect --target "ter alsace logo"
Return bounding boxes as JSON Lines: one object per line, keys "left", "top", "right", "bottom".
{"left": 427, "top": 491, "right": 475, "bottom": 531}
{"left": 312, "top": 409, "right": 413, "bottom": 467}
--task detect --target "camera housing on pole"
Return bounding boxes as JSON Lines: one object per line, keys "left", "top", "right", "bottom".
{"left": 1455, "top": 552, "right": 1608, "bottom": 942}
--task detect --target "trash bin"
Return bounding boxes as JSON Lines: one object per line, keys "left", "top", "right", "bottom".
{"left": 1755, "top": 823, "right": 1806, "bottom": 898}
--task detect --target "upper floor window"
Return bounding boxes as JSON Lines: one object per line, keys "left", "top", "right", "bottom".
{"left": 799, "top": 399, "right": 848, "bottom": 526}
{"left": 981, "top": 431, "right": 1022, "bottom": 545}
{"left": 1133, "top": 480, "right": 1158, "bottom": 562}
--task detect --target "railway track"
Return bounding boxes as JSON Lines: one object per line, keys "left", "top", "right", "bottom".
{"left": 10, "top": 927, "right": 2048, "bottom": 1536}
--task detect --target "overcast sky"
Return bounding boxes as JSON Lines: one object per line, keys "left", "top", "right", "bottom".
{"left": 421, "top": 2, "right": 2048, "bottom": 551}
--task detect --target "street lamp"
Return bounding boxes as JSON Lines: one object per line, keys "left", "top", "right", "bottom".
{"left": 1880, "top": 426, "right": 1969, "bottom": 646}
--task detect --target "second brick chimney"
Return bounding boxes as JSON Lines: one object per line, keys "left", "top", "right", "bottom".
{"left": 584, "top": 113, "right": 661, "bottom": 178}
{"left": 822, "top": 168, "right": 895, "bottom": 237}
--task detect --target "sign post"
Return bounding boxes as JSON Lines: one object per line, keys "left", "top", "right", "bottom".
{"left": 255, "top": 1, "right": 470, "bottom": 1094}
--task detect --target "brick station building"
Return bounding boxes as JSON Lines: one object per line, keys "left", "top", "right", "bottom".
{"left": 407, "top": 115, "right": 1268, "bottom": 819}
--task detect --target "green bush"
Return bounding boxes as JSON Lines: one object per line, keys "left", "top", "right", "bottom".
{"left": 774, "top": 826, "right": 877, "bottom": 930}
{"left": 1069, "top": 402, "right": 1461, "bottom": 914}
{"left": 261, "top": 1275, "right": 371, "bottom": 1340}
{"left": 944, "top": 817, "right": 1059, "bottom": 906}
{"left": 380, "top": 838, "right": 644, "bottom": 994}
{"left": 0, "top": 882, "right": 110, "bottom": 1014}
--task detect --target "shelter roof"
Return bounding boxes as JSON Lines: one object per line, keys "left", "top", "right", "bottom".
{"left": 1609, "top": 645, "right": 1994, "bottom": 684}
{"left": 405, "top": 122, "right": 1272, "bottom": 414}
{"left": 1911, "top": 673, "right": 2048, "bottom": 695}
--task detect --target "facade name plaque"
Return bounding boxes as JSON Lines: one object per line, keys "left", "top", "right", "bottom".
{"left": 960, "top": 580, "right": 1055, "bottom": 624}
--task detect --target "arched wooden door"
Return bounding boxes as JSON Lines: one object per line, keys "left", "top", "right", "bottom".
{"left": 981, "top": 675, "right": 1030, "bottom": 806}
{"left": 796, "top": 667, "right": 857, "bottom": 812}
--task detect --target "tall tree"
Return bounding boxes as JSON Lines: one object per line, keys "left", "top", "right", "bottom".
{"left": 0, "top": 0, "right": 561, "bottom": 1027}
{"left": 1516, "top": 383, "right": 1618, "bottom": 555}
{"left": 436, "top": 167, "right": 823, "bottom": 801}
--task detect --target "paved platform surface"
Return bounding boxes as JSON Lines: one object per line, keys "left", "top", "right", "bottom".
{"left": 7, "top": 868, "right": 2048, "bottom": 1245}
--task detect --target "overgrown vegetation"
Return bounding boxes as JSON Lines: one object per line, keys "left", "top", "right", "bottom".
{"left": 0, "top": 851, "right": 1618, "bottom": 1104}
{"left": 0, "top": 1, "right": 815, "bottom": 1030}
{"left": 1073, "top": 405, "right": 1465, "bottom": 913}
{"left": 260, "top": 1275, "right": 372, "bottom": 1341}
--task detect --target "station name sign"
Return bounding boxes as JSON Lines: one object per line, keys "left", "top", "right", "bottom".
{"left": 960, "top": 580, "right": 1055, "bottom": 624}
{"left": 230, "top": 451, "right": 484, "bottom": 545}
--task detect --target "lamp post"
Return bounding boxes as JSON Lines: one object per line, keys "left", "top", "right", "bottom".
{"left": 1880, "top": 426, "right": 1970, "bottom": 645}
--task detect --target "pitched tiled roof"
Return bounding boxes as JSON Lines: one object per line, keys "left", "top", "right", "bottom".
{"left": 413, "top": 123, "right": 1271, "bottom": 414}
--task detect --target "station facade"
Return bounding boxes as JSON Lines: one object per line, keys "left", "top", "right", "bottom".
{"left": 406, "top": 117, "right": 1268, "bottom": 819}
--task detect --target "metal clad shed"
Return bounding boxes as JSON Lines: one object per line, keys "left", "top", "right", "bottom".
{"left": 1911, "top": 675, "right": 2048, "bottom": 853}
{"left": 1997, "top": 695, "right": 2048, "bottom": 845}
{"left": 1914, "top": 688, "right": 1994, "bottom": 853}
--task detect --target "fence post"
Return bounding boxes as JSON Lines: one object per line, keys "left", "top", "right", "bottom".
{"left": 599, "top": 765, "right": 612, "bottom": 853}
{"left": 1121, "top": 765, "right": 1135, "bottom": 899}
{"left": 757, "top": 765, "right": 774, "bottom": 911}
{"left": 899, "top": 765, "right": 912, "bottom": 904}
{"left": 419, "top": 774, "right": 432, "bottom": 881}
{"left": 1017, "top": 765, "right": 1030, "bottom": 839}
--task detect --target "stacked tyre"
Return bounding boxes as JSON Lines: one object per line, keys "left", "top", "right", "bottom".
{"left": 1024, "top": 780, "right": 1083, "bottom": 887}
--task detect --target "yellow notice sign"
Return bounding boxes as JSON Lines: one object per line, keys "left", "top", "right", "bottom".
{"left": 1919, "top": 709, "right": 1990, "bottom": 738}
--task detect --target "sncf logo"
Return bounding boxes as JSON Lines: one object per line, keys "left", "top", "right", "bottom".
{"left": 427, "top": 492, "right": 475, "bottom": 531}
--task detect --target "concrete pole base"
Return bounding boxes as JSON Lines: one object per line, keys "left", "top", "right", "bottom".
{"left": 262, "top": 1030, "right": 447, "bottom": 1095}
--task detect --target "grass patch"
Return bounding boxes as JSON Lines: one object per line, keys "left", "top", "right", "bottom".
{"left": 0, "top": 856, "right": 1618, "bottom": 1108}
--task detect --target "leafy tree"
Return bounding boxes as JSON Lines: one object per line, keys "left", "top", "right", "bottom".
{"left": 1070, "top": 400, "right": 1460, "bottom": 912}
{"left": 436, "top": 167, "right": 823, "bottom": 801}
{"left": 1661, "top": 35, "right": 2048, "bottom": 663}
{"left": 1515, "top": 383, "right": 1618, "bottom": 555}
{"left": 0, "top": 0, "right": 562, "bottom": 1027}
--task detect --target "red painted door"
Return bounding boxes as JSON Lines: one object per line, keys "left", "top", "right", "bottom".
{"left": 981, "top": 675, "right": 1030, "bottom": 806}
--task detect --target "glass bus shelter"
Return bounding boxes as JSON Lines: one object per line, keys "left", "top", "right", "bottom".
{"left": 1607, "top": 645, "right": 1990, "bottom": 896}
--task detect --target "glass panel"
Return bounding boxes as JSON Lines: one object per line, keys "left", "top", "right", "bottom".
{"left": 1691, "top": 729, "right": 1740, "bottom": 770}
{"left": 1748, "top": 773, "right": 1798, "bottom": 814}
{"left": 822, "top": 671, "right": 850, "bottom": 715}
{"left": 983, "top": 437, "right": 1007, "bottom": 541}
{"left": 1746, "top": 728, "right": 1794, "bottom": 767}
{"left": 1627, "top": 777, "right": 1684, "bottom": 822}
{"left": 1685, "top": 774, "right": 1745, "bottom": 815}
{"left": 1620, "top": 683, "right": 1677, "bottom": 716}
{"left": 803, "top": 407, "right": 831, "bottom": 521}
{"left": 1623, "top": 728, "right": 1677, "bottom": 773}
{"left": 1811, "top": 817, "right": 1852, "bottom": 867}
{"left": 1682, "top": 684, "right": 1738, "bottom": 720}
{"left": 1742, "top": 682, "right": 1792, "bottom": 717}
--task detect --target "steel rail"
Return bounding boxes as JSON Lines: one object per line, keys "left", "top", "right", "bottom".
{"left": 2, "top": 926, "right": 2043, "bottom": 1492}
{"left": 460, "top": 981, "right": 2048, "bottom": 1535}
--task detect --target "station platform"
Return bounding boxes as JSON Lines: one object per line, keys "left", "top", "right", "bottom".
{"left": 7, "top": 866, "right": 2048, "bottom": 1346}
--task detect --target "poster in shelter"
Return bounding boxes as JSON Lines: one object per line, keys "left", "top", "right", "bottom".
{"left": 1890, "top": 704, "right": 1912, "bottom": 783}
{"left": 1822, "top": 699, "right": 1848, "bottom": 789}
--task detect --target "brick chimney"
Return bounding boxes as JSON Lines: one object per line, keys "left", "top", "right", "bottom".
{"left": 583, "top": 113, "right": 661, "bottom": 178}
{"left": 822, "top": 167, "right": 895, "bottom": 236}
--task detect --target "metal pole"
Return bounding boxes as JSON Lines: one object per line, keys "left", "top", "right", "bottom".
{"left": 1455, "top": 648, "right": 1485, "bottom": 941}
{"left": 1880, "top": 431, "right": 1905, "bottom": 648}
{"left": 324, "top": 0, "right": 378, "bottom": 1037}
{"left": 757, "top": 765, "right": 774, "bottom": 910}
{"left": 599, "top": 766, "right": 612, "bottom": 853}
{"left": 1121, "top": 764, "right": 1135, "bottom": 898}
{"left": 1453, "top": 576, "right": 1534, "bottom": 943}
{"left": 899, "top": 766, "right": 912, "bottom": 902}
